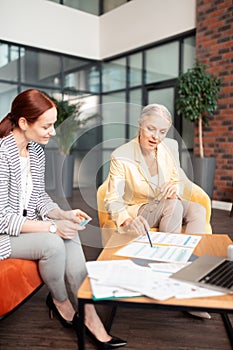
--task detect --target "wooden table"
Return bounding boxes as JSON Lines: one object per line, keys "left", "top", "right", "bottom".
{"left": 77, "top": 231, "right": 233, "bottom": 349}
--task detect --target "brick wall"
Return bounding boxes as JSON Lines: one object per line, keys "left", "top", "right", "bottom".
{"left": 196, "top": 0, "right": 233, "bottom": 202}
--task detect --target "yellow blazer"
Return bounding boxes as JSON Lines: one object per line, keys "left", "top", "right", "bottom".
{"left": 103, "top": 137, "right": 212, "bottom": 233}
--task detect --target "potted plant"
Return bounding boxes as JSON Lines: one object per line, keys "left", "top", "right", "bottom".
{"left": 176, "top": 61, "right": 222, "bottom": 198}
{"left": 47, "top": 98, "right": 99, "bottom": 198}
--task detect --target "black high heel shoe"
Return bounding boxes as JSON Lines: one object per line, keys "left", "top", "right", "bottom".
{"left": 72, "top": 313, "right": 127, "bottom": 349}
{"left": 46, "top": 293, "right": 73, "bottom": 328}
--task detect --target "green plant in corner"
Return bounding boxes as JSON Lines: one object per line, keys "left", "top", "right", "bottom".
{"left": 52, "top": 98, "right": 98, "bottom": 155}
{"left": 176, "top": 61, "right": 222, "bottom": 158}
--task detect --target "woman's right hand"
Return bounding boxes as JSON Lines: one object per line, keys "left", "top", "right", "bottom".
{"left": 160, "top": 182, "right": 178, "bottom": 199}
{"left": 55, "top": 219, "right": 85, "bottom": 240}
{"left": 122, "top": 216, "right": 150, "bottom": 236}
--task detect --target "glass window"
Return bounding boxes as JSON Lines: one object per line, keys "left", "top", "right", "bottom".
{"left": 129, "top": 89, "right": 142, "bottom": 139}
{"left": 48, "top": 0, "right": 129, "bottom": 15}
{"left": 64, "top": 66, "right": 100, "bottom": 94}
{"left": 9, "top": 45, "right": 19, "bottom": 62}
{"left": 102, "top": 92, "right": 126, "bottom": 148}
{"left": 64, "top": 70, "right": 88, "bottom": 91}
{"left": 102, "top": 58, "right": 126, "bottom": 92}
{"left": 64, "top": 59, "right": 99, "bottom": 95}
{"left": 63, "top": 56, "right": 88, "bottom": 72}
{"left": 182, "top": 36, "right": 196, "bottom": 72}
{"left": 63, "top": 0, "right": 99, "bottom": 15}
{"left": 21, "top": 49, "right": 61, "bottom": 87}
{"left": 63, "top": 57, "right": 93, "bottom": 92}
{"left": 146, "top": 42, "right": 179, "bottom": 83}
{"left": 0, "top": 43, "right": 9, "bottom": 68}
{"left": 0, "top": 43, "right": 19, "bottom": 68}
{"left": 71, "top": 94, "right": 101, "bottom": 150}
{"left": 103, "top": 0, "right": 128, "bottom": 14}
{"left": 88, "top": 66, "right": 100, "bottom": 93}
{"left": 129, "top": 52, "right": 142, "bottom": 87}
{"left": 0, "top": 83, "right": 18, "bottom": 121}
{"left": 0, "top": 43, "right": 19, "bottom": 81}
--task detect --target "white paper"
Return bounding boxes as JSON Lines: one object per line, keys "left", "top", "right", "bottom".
{"left": 141, "top": 266, "right": 224, "bottom": 300}
{"left": 136, "top": 231, "right": 202, "bottom": 248}
{"left": 86, "top": 260, "right": 224, "bottom": 302}
{"left": 148, "top": 262, "right": 190, "bottom": 273}
{"left": 86, "top": 260, "right": 142, "bottom": 299}
{"left": 115, "top": 242, "right": 194, "bottom": 263}
{"left": 140, "top": 263, "right": 224, "bottom": 300}
{"left": 98, "top": 262, "right": 154, "bottom": 291}
{"left": 89, "top": 278, "right": 141, "bottom": 299}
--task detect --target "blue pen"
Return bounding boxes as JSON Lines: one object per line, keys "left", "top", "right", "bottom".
{"left": 145, "top": 229, "right": 153, "bottom": 247}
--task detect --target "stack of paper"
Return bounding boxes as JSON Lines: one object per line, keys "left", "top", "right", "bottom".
{"left": 86, "top": 260, "right": 224, "bottom": 301}
{"left": 86, "top": 260, "right": 142, "bottom": 300}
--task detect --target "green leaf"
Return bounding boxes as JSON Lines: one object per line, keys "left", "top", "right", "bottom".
{"left": 175, "top": 61, "right": 222, "bottom": 157}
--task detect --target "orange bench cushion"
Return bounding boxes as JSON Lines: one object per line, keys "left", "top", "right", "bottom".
{"left": 0, "top": 259, "right": 42, "bottom": 318}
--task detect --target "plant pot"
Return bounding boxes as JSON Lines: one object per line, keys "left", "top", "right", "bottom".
{"left": 54, "top": 153, "right": 74, "bottom": 198}
{"left": 192, "top": 157, "right": 216, "bottom": 199}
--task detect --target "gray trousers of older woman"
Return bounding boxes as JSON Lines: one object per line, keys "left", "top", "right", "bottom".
{"left": 10, "top": 232, "right": 87, "bottom": 309}
{"left": 138, "top": 198, "right": 206, "bottom": 233}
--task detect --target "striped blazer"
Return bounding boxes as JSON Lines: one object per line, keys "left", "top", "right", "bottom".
{"left": 0, "top": 133, "right": 58, "bottom": 260}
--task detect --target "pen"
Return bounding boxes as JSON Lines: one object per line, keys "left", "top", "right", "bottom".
{"left": 145, "top": 229, "right": 153, "bottom": 247}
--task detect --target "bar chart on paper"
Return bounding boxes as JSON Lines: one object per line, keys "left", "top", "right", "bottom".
{"left": 115, "top": 242, "right": 194, "bottom": 263}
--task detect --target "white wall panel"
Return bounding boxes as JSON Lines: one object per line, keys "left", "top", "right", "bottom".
{"left": 100, "top": 0, "right": 196, "bottom": 58}
{"left": 0, "top": 0, "right": 99, "bottom": 59}
{"left": 0, "top": 0, "right": 196, "bottom": 59}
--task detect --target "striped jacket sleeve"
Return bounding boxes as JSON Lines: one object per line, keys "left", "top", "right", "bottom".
{"left": 0, "top": 148, "right": 26, "bottom": 236}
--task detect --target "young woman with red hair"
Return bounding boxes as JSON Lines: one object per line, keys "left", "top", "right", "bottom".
{"left": 0, "top": 89, "right": 126, "bottom": 349}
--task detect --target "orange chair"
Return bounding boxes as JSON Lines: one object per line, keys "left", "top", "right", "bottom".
{"left": 97, "top": 172, "right": 212, "bottom": 246}
{"left": 0, "top": 259, "right": 43, "bottom": 319}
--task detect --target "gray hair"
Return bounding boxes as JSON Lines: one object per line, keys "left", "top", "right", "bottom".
{"left": 139, "top": 104, "right": 172, "bottom": 125}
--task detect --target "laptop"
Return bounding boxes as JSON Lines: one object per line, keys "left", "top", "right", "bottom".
{"left": 170, "top": 255, "right": 233, "bottom": 294}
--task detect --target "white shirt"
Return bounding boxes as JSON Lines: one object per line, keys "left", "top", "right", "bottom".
{"left": 20, "top": 157, "right": 33, "bottom": 215}
{"left": 149, "top": 174, "right": 159, "bottom": 190}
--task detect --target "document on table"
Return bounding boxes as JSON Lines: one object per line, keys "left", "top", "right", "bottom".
{"left": 135, "top": 232, "right": 202, "bottom": 248}
{"left": 86, "top": 260, "right": 224, "bottom": 301}
{"left": 86, "top": 260, "right": 142, "bottom": 300}
{"left": 87, "top": 260, "right": 224, "bottom": 301}
{"left": 146, "top": 262, "right": 224, "bottom": 300}
{"left": 115, "top": 242, "right": 194, "bottom": 263}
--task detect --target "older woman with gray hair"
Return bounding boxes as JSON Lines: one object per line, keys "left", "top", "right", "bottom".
{"left": 105, "top": 103, "right": 210, "bottom": 319}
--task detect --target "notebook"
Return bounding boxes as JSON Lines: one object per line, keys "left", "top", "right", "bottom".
{"left": 170, "top": 255, "right": 233, "bottom": 294}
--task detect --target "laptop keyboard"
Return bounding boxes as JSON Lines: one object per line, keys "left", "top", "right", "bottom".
{"left": 198, "top": 260, "right": 233, "bottom": 290}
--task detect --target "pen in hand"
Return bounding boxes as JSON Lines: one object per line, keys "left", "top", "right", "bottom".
{"left": 145, "top": 229, "right": 153, "bottom": 247}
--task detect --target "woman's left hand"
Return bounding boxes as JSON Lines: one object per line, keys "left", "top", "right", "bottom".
{"left": 160, "top": 182, "right": 178, "bottom": 199}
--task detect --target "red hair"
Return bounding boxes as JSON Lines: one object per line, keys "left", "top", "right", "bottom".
{"left": 0, "top": 89, "right": 56, "bottom": 138}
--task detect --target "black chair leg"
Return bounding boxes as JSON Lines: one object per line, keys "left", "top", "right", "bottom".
{"left": 221, "top": 313, "right": 233, "bottom": 348}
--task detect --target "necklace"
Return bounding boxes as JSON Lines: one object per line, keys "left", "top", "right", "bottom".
{"left": 145, "top": 151, "right": 157, "bottom": 167}
{"left": 20, "top": 157, "right": 32, "bottom": 217}
{"left": 144, "top": 150, "right": 158, "bottom": 176}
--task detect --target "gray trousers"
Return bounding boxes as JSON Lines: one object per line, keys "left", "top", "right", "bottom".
{"left": 138, "top": 198, "right": 206, "bottom": 233}
{"left": 10, "top": 232, "right": 87, "bottom": 309}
